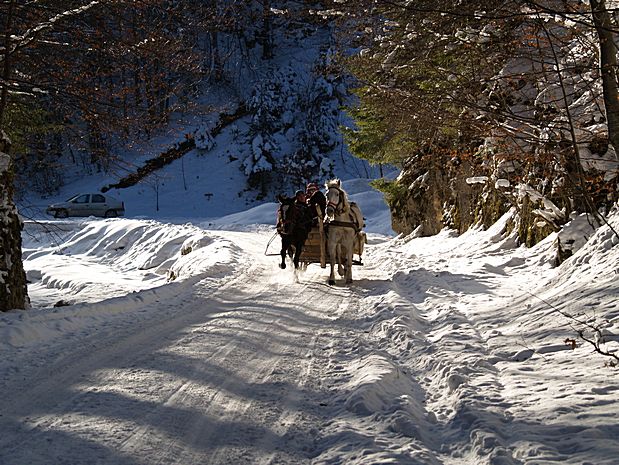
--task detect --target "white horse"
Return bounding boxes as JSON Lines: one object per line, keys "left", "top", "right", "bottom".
{"left": 325, "top": 179, "right": 361, "bottom": 285}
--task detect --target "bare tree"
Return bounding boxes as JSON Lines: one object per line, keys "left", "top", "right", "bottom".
{"left": 590, "top": 0, "right": 619, "bottom": 160}
{"left": 0, "top": 0, "right": 105, "bottom": 311}
{"left": 0, "top": 130, "right": 28, "bottom": 310}
{"left": 0, "top": 0, "right": 203, "bottom": 310}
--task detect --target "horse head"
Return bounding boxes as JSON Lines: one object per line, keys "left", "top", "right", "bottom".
{"left": 307, "top": 189, "right": 326, "bottom": 217}
{"left": 325, "top": 179, "right": 349, "bottom": 219}
{"left": 277, "top": 196, "right": 296, "bottom": 235}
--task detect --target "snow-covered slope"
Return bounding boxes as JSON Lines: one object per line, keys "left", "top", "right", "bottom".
{"left": 18, "top": 21, "right": 383, "bottom": 223}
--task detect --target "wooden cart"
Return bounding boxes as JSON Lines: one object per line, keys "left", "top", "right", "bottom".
{"left": 298, "top": 208, "right": 366, "bottom": 268}
{"left": 298, "top": 215, "right": 328, "bottom": 268}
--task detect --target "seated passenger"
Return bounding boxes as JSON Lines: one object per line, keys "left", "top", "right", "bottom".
{"left": 305, "top": 182, "right": 326, "bottom": 224}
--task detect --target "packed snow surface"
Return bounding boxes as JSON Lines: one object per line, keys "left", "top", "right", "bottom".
{"left": 2, "top": 187, "right": 619, "bottom": 464}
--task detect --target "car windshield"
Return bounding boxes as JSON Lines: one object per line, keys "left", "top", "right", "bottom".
{"left": 65, "top": 194, "right": 80, "bottom": 202}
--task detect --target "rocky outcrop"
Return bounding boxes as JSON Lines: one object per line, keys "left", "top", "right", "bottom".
{"left": 389, "top": 152, "right": 509, "bottom": 237}
{"left": 387, "top": 145, "right": 617, "bottom": 248}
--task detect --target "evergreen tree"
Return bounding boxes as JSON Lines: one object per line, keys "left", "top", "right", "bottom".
{"left": 334, "top": 0, "right": 618, "bottom": 237}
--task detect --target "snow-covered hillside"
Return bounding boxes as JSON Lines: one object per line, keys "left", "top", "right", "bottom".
{"left": 17, "top": 13, "right": 382, "bottom": 222}
{"left": 2, "top": 181, "right": 618, "bottom": 464}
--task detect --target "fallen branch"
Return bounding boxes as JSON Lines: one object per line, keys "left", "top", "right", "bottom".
{"left": 527, "top": 291, "right": 619, "bottom": 366}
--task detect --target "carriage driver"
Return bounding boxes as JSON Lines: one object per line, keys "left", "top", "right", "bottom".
{"left": 306, "top": 182, "right": 319, "bottom": 199}
{"left": 294, "top": 189, "right": 313, "bottom": 226}
{"left": 294, "top": 189, "right": 306, "bottom": 204}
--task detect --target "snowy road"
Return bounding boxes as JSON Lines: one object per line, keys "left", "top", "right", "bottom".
{"left": 2, "top": 217, "right": 619, "bottom": 465}
{"left": 1, "top": 226, "right": 360, "bottom": 464}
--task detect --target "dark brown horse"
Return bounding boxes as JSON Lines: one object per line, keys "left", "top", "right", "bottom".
{"left": 276, "top": 195, "right": 313, "bottom": 269}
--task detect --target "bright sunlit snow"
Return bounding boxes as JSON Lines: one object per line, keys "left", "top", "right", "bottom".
{"left": 2, "top": 175, "right": 618, "bottom": 464}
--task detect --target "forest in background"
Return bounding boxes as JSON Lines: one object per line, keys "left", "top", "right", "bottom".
{"left": 0, "top": 0, "right": 348, "bottom": 310}
{"left": 1, "top": 0, "right": 351, "bottom": 196}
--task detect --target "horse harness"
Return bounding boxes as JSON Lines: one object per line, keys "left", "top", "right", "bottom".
{"left": 326, "top": 217, "right": 361, "bottom": 233}
{"left": 326, "top": 186, "right": 346, "bottom": 215}
{"left": 326, "top": 186, "right": 361, "bottom": 232}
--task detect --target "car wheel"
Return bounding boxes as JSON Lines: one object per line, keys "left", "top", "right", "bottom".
{"left": 104, "top": 209, "right": 118, "bottom": 218}
{"left": 54, "top": 209, "right": 68, "bottom": 218}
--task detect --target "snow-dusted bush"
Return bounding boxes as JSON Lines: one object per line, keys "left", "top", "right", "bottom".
{"left": 194, "top": 124, "right": 215, "bottom": 151}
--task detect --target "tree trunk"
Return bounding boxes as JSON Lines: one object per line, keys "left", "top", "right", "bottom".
{"left": 0, "top": 0, "right": 16, "bottom": 128}
{"left": 261, "top": 0, "right": 274, "bottom": 60}
{"left": 590, "top": 0, "right": 619, "bottom": 160}
{"left": 0, "top": 132, "right": 29, "bottom": 311}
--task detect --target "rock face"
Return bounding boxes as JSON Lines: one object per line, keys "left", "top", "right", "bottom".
{"left": 390, "top": 166, "right": 447, "bottom": 237}
{"left": 388, "top": 144, "right": 615, "bottom": 249}
{"left": 0, "top": 132, "right": 29, "bottom": 311}
{"left": 389, "top": 154, "right": 508, "bottom": 238}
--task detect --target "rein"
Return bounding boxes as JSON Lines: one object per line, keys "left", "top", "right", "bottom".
{"left": 264, "top": 229, "right": 281, "bottom": 256}
{"left": 326, "top": 186, "right": 361, "bottom": 232}
{"left": 327, "top": 198, "right": 340, "bottom": 211}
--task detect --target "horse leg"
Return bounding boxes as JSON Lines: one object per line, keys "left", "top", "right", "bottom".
{"left": 280, "top": 250, "right": 287, "bottom": 269}
{"left": 293, "top": 241, "right": 302, "bottom": 269}
{"left": 279, "top": 237, "right": 288, "bottom": 269}
{"left": 328, "top": 241, "right": 337, "bottom": 285}
{"left": 335, "top": 244, "right": 344, "bottom": 276}
{"left": 345, "top": 243, "right": 354, "bottom": 284}
{"left": 293, "top": 228, "right": 310, "bottom": 270}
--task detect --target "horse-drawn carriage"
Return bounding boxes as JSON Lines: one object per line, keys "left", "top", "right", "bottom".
{"left": 298, "top": 204, "right": 366, "bottom": 269}
{"left": 275, "top": 179, "right": 367, "bottom": 285}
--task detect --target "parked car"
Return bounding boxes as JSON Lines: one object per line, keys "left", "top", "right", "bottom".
{"left": 46, "top": 193, "right": 125, "bottom": 218}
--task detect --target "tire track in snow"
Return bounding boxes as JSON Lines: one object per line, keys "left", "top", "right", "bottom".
{"left": 0, "top": 271, "right": 252, "bottom": 464}
{"left": 0, "top": 242, "right": 354, "bottom": 465}
{"left": 181, "top": 275, "right": 347, "bottom": 465}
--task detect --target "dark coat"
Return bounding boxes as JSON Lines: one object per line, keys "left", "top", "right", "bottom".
{"left": 307, "top": 190, "right": 326, "bottom": 218}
